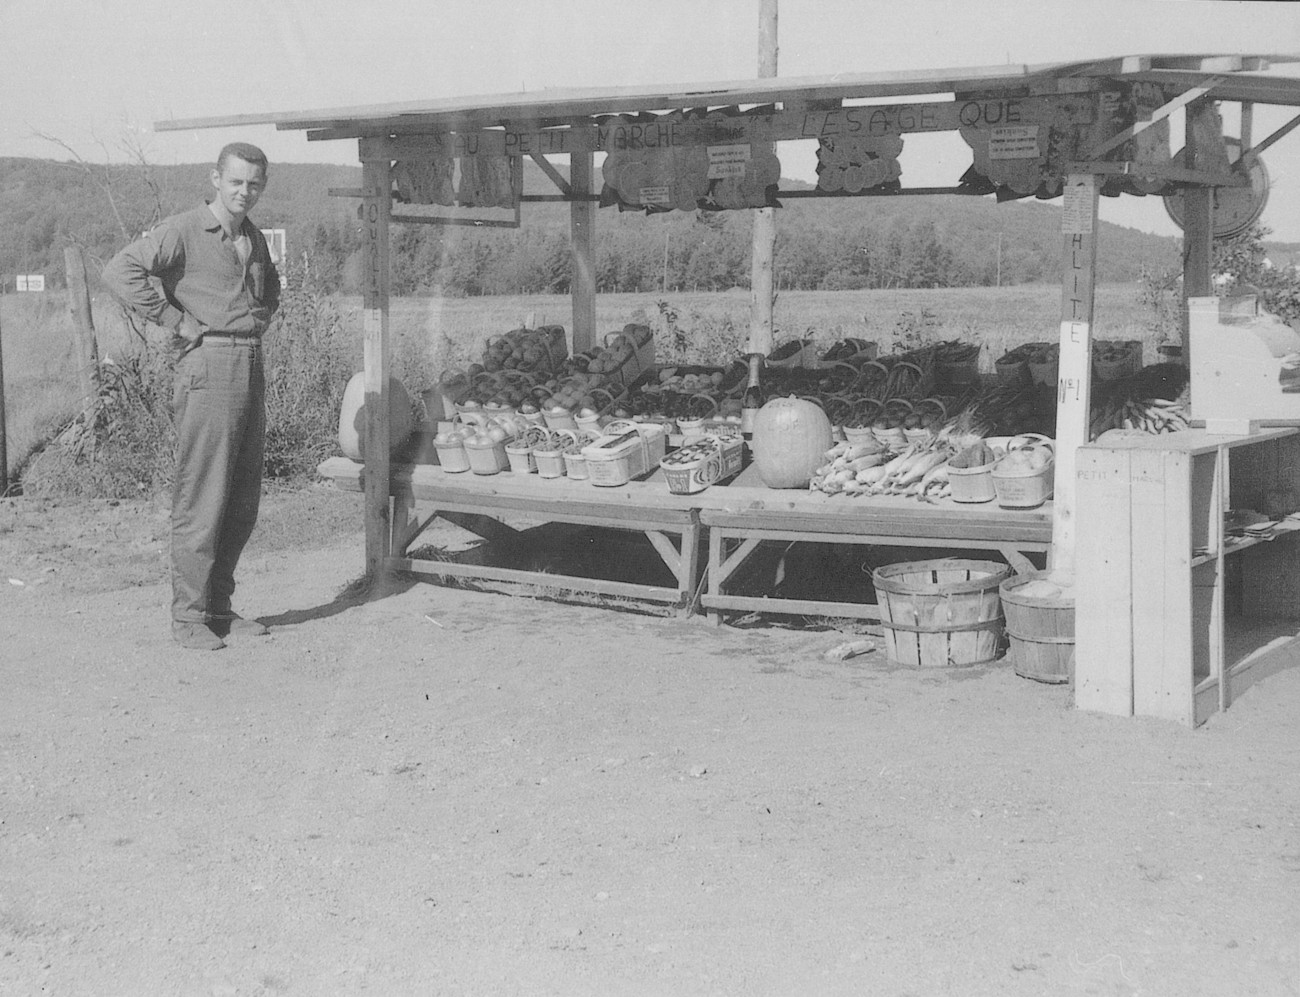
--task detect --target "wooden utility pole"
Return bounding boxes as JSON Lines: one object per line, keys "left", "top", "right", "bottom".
{"left": 64, "top": 246, "right": 100, "bottom": 407}
{"left": 747, "top": 0, "right": 778, "bottom": 356}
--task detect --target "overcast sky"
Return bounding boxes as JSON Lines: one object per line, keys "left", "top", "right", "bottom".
{"left": 3, "top": 0, "right": 1300, "bottom": 239}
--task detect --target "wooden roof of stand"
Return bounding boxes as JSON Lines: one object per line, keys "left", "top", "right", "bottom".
{"left": 155, "top": 53, "right": 1300, "bottom": 140}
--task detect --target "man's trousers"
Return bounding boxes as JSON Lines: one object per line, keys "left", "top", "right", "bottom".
{"left": 170, "top": 336, "right": 266, "bottom": 624}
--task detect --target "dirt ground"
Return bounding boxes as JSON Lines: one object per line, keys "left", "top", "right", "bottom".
{"left": 2, "top": 483, "right": 1299, "bottom": 997}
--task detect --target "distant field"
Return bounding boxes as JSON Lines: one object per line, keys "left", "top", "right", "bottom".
{"left": 2, "top": 282, "right": 1166, "bottom": 482}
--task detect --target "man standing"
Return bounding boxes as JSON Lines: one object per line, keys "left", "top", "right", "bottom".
{"left": 101, "top": 142, "right": 281, "bottom": 650}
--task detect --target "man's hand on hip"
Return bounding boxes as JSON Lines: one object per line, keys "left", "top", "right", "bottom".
{"left": 176, "top": 313, "right": 205, "bottom": 355}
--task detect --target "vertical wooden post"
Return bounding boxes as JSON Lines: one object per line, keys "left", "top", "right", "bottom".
{"left": 747, "top": 0, "right": 778, "bottom": 357}
{"left": 1052, "top": 174, "right": 1100, "bottom": 574}
{"left": 0, "top": 304, "right": 7, "bottom": 496}
{"left": 1181, "top": 100, "right": 1218, "bottom": 365}
{"left": 570, "top": 144, "right": 596, "bottom": 355}
{"left": 360, "top": 142, "right": 393, "bottom": 579}
{"left": 63, "top": 246, "right": 100, "bottom": 407}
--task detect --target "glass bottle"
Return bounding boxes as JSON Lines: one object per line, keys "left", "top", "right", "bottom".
{"left": 740, "top": 352, "right": 766, "bottom": 444}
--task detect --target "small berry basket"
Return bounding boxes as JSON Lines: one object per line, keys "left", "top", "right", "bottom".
{"left": 534, "top": 429, "right": 577, "bottom": 479}
{"left": 990, "top": 434, "right": 1055, "bottom": 508}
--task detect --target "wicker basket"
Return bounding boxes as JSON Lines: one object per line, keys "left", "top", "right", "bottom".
{"left": 1000, "top": 570, "right": 1075, "bottom": 684}
{"left": 872, "top": 558, "right": 1012, "bottom": 667}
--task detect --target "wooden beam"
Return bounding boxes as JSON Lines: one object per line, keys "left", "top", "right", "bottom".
{"left": 1085, "top": 78, "right": 1224, "bottom": 160}
{"left": 359, "top": 147, "right": 393, "bottom": 579}
{"left": 1061, "top": 162, "right": 1248, "bottom": 187}
{"left": 528, "top": 153, "right": 572, "bottom": 196}
{"left": 1243, "top": 110, "right": 1300, "bottom": 161}
{"left": 569, "top": 141, "right": 596, "bottom": 354}
{"left": 63, "top": 246, "right": 100, "bottom": 409}
{"left": 1052, "top": 174, "right": 1100, "bottom": 575}
{"left": 0, "top": 306, "right": 7, "bottom": 495}
{"left": 748, "top": 0, "right": 778, "bottom": 357}
{"left": 1181, "top": 101, "right": 1218, "bottom": 362}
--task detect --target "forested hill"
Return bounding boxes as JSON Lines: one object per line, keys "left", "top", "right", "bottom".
{"left": 0, "top": 155, "right": 1229, "bottom": 296}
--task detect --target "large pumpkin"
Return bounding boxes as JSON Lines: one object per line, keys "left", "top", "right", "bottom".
{"left": 338, "top": 372, "right": 415, "bottom": 460}
{"left": 752, "top": 395, "right": 833, "bottom": 488}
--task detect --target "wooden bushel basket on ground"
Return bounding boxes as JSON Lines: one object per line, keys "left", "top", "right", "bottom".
{"left": 999, "top": 571, "right": 1075, "bottom": 684}
{"left": 871, "top": 559, "right": 1012, "bottom": 667}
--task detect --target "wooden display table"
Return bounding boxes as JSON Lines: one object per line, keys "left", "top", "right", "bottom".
{"left": 318, "top": 456, "right": 705, "bottom": 615}
{"left": 693, "top": 465, "right": 1052, "bottom": 623}
{"left": 318, "top": 456, "right": 1053, "bottom": 621}
{"left": 1075, "top": 428, "right": 1300, "bottom": 726}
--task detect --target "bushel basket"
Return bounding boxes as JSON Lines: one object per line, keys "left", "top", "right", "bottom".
{"left": 872, "top": 559, "right": 1012, "bottom": 667}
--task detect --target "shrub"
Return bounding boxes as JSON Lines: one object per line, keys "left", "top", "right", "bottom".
{"left": 22, "top": 286, "right": 356, "bottom": 496}
{"left": 261, "top": 286, "right": 354, "bottom": 478}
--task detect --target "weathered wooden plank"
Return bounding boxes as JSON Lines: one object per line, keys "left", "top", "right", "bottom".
{"left": 699, "top": 593, "right": 881, "bottom": 621}
{"left": 1074, "top": 445, "right": 1134, "bottom": 717}
{"left": 570, "top": 148, "right": 596, "bottom": 354}
{"left": 438, "top": 511, "right": 521, "bottom": 544}
{"left": 697, "top": 516, "right": 1052, "bottom": 545}
{"left": 1131, "top": 449, "right": 1196, "bottom": 724}
{"left": 395, "top": 557, "right": 683, "bottom": 604}
{"left": 1053, "top": 175, "right": 1099, "bottom": 574}
{"left": 158, "top": 62, "right": 1074, "bottom": 133}
{"left": 1181, "top": 100, "right": 1219, "bottom": 361}
{"left": 360, "top": 153, "right": 392, "bottom": 578}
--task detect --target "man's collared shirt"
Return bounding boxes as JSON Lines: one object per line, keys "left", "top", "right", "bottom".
{"left": 100, "top": 202, "right": 280, "bottom": 336}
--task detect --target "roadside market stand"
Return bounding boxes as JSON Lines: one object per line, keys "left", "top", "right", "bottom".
{"left": 159, "top": 53, "right": 1300, "bottom": 724}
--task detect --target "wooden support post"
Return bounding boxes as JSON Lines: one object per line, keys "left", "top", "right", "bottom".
{"left": 1052, "top": 174, "right": 1099, "bottom": 575}
{"left": 360, "top": 146, "right": 393, "bottom": 579}
{"left": 63, "top": 246, "right": 100, "bottom": 408}
{"left": 747, "top": 0, "right": 778, "bottom": 357}
{"left": 570, "top": 147, "right": 596, "bottom": 354}
{"left": 1181, "top": 100, "right": 1218, "bottom": 365}
{"left": 0, "top": 304, "right": 7, "bottom": 496}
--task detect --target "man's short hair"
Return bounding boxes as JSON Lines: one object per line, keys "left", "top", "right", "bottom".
{"left": 217, "top": 142, "right": 269, "bottom": 175}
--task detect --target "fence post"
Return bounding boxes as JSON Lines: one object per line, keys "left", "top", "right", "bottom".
{"left": 63, "top": 246, "right": 100, "bottom": 408}
{"left": 0, "top": 303, "right": 7, "bottom": 496}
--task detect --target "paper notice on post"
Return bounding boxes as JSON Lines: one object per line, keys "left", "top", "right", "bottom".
{"left": 1062, "top": 176, "right": 1096, "bottom": 234}
{"left": 988, "top": 126, "right": 1040, "bottom": 160}
{"left": 708, "top": 145, "right": 751, "bottom": 179}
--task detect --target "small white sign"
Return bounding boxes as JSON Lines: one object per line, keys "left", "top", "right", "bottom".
{"left": 707, "top": 144, "right": 751, "bottom": 179}
{"left": 639, "top": 185, "right": 672, "bottom": 207}
{"left": 1061, "top": 176, "right": 1096, "bottom": 235}
{"left": 16, "top": 274, "right": 44, "bottom": 292}
{"left": 260, "top": 228, "right": 287, "bottom": 266}
{"left": 987, "top": 125, "right": 1040, "bottom": 161}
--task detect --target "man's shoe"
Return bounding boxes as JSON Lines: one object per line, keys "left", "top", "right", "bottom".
{"left": 213, "top": 614, "right": 270, "bottom": 638}
{"left": 173, "top": 622, "right": 226, "bottom": 651}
